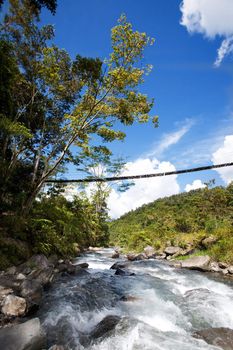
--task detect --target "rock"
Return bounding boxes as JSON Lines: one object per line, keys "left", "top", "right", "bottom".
{"left": 219, "top": 262, "right": 229, "bottom": 269}
{"left": 115, "top": 268, "right": 135, "bottom": 276}
{"left": 27, "top": 254, "right": 50, "bottom": 269}
{"left": 29, "top": 267, "right": 54, "bottom": 286}
{"left": 0, "top": 318, "right": 46, "bottom": 350}
{"left": 0, "top": 275, "right": 22, "bottom": 291}
{"left": 6, "top": 266, "right": 17, "bottom": 275}
{"left": 16, "top": 273, "right": 26, "bottom": 280}
{"left": 48, "top": 346, "right": 65, "bottom": 350}
{"left": 194, "top": 327, "right": 233, "bottom": 350}
{"left": 110, "top": 262, "right": 129, "bottom": 270}
{"left": 58, "top": 262, "right": 76, "bottom": 274}
{"left": 0, "top": 285, "right": 13, "bottom": 303}
{"left": 201, "top": 236, "right": 218, "bottom": 248}
{"left": 120, "top": 295, "right": 140, "bottom": 302}
{"left": 90, "top": 315, "right": 121, "bottom": 339}
{"left": 20, "top": 280, "right": 43, "bottom": 306}
{"left": 2, "top": 294, "right": 26, "bottom": 316}
{"left": 76, "top": 263, "right": 89, "bottom": 269}
{"left": 156, "top": 253, "right": 166, "bottom": 260}
{"left": 169, "top": 261, "right": 182, "bottom": 268}
{"left": 181, "top": 255, "right": 211, "bottom": 271}
{"left": 48, "top": 254, "right": 59, "bottom": 267}
{"left": 144, "top": 246, "right": 155, "bottom": 258}
{"left": 127, "top": 253, "right": 147, "bottom": 261}
{"left": 111, "top": 252, "right": 119, "bottom": 259}
{"left": 164, "top": 246, "right": 182, "bottom": 256}
{"left": 222, "top": 268, "right": 229, "bottom": 275}
{"left": 209, "top": 261, "right": 222, "bottom": 273}
{"left": 228, "top": 266, "right": 233, "bottom": 274}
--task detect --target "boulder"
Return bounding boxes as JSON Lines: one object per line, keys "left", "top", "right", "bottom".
{"left": 29, "top": 267, "right": 54, "bottom": 287}
{"left": 0, "top": 285, "right": 13, "bottom": 303}
{"left": 222, "top": 268, "right": 229, "bottom": 276}
{"left": 111, "top": 252, "right": 120, "bottom": 259}
{"left": 6, "top": 266, "right": 17, "bottom": 275}
{"left": 20, "top": 279, "right": 43, "bottom": 306}
{"left": 201, "top": 236, "right": 218, "bottom": 248}
{"left": 48, "top": 346, "right": 65, "bottom": 350}
{"left": 144, "top": 246, "right": 155, "bottom": 258}
{"left": 110, "top": 262, "right": 129, "bottom": 270}
{"left": 90, "top": 315, "right": 121, "bottom": 340}
{"left": 156, "top": 253, "right": 167, "bottom": 260}
{"left": 115, "top": 268, "right": 135, "bottom": 276}
{"left": 164, "top": 246, "right": 182, "bottom": 256}
{"left": 0, "top": 318, "right": 46, "bottom": 350}
{"left": 16, "top": 273, "right": 26, "bottom": 281}
{"left": 228, "top": 266, "right": 233, "bottom": 274}
{"left": 76, "top": 263, "right": 89, "bottom": 269}
{"left": 219, "top": 262, "right": 229, "bottom": 269}
{"left": 194, "top": 327, "right": 233, "bottom": 350}
{"left": 181, "top": 255, "right": 211, "bottom": 271}
{"left": 126, "top": 253, "right": 147, "bottom": 261}
{"left": 27, "top": 254, "right": 50, "bottom": 269}
{"left": 168, "top": 261, "right": 182, "bottom": 268}
{"left": 2, "top": 294, "right": 26, "bottom": 316}
{"left": 209, "top": 261, "right": 222, "bottom": 273}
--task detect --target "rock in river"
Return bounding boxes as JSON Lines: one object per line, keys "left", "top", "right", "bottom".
{"left": 0, "top": 318, "right": 46, "bottom": 350}
{"left": 1, "top": 294, "right": 26, "bottom": 317}
{"left": 194, "top": 327, "right": 233, "bottom": 350}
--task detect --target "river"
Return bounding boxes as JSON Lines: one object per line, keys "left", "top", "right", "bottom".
{"left": 38, "top": 248, "right": 233, "bottom": 349}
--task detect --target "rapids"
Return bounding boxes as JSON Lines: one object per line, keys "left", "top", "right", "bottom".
{"left": 38, "top": 249, "right": 233, "bottom": 349}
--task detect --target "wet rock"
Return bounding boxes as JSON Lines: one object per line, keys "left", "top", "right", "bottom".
{"left": 2, "top": 294, "right": 26, "bottom": 316}
{"left": 194, "top": 327, "right": 233, "bottom": 350}
{"left": 20, "top": 279, "right": 43, "bottom": 306}
{"left": 120, "top": 295, "right": 140, "bottom": 302}
{"left": 74, "top": 267, "right": 89, "bottom": 276}
{"left": 115, "top": 268, "right": 135, "bottom": 276}
{"left": 58, "top": 262, "right": 76, "bottom": 274}
{"left": 222, "top": 268, "right": 229, "bottom": 275}
{"left": 181, "top": 255, "right": 211, "bottom": 271}
{"left": 0, "top": 318, "right": 46, "bottom": 350}
{"left": 144, "top": 246, "right": 155, "bottom": 258}
{"left": 110, "top": 262, "right": 129, "bottom": 270}
{"left": 48, "top": 254, "right": 59, "bottom": 267}
{"left": 111, "top": 252, "right": 120, "bottom": 259}
{"left": 90, "top": 315, "right": 121, "bottom": 340}
{"left": 201, "top": 236, "right": 218, "bottom": 248}
{"left": 127, "top": 253, "right": 147, "bottom": 261}
{"left": 164, "top": 246, "right": 182, "bottom": 256}
{"left": 168, "top": 261, "right": 182, "bottom": 268}
{"left": 76, "top": 263, "right": 89, "bottom": 269}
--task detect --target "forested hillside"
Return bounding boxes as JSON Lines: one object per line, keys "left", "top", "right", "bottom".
{"left": 109, "top": 183, "right": 233, "bottom": 263}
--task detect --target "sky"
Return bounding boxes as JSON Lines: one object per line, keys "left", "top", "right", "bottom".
{"left": 40, "top": 0, "right": 233, "bottom": 217}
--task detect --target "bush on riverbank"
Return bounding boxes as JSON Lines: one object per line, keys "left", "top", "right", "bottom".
{"left": 109, "top": 183, "right": 233, "bottom": 263}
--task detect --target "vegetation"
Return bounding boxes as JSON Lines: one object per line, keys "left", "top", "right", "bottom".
{"left": 0, "top": 0, "right": 156, "bottom": 268}
{"left": 109, "top": 183, "right": 233, "bottom": 263}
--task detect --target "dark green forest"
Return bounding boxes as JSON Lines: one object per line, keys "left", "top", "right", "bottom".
{"left": 109, "top": 184, "right": 233, "bottom": 263}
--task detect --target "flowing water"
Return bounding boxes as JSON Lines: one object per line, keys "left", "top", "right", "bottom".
{"left": 38, "top": 249, "right": 233, "bottom": 349}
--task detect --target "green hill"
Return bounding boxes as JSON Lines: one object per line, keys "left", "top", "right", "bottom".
{"left": 109, "top": 183, "right": 233, "bottom": 263}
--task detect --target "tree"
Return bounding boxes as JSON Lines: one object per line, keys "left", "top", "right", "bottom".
{"left": 1, "top": 0, "right": 157, "bottom": 216}
{"left": 0, "top": 0, "right": 57, "bottom": 14}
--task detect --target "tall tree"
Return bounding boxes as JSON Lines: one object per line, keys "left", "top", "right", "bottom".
{"left": 1, "top": 0, "right": 157, "bottom": 216}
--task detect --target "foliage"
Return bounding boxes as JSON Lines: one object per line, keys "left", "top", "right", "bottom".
{"left": 109, "top": 183, "right": 233, "bottom": 262}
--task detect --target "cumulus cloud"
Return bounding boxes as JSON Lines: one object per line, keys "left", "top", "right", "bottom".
{"left": 180, "top": 0, "right": 233, "bottom": 66}
{"left": 107, "top": 157, "right": 180, "bottom": 218}
{"left": 185, "top": 179, "right": 206, "bottom": 192}
{"left": 212, "top": 135, "right": 233, "bottom": 184}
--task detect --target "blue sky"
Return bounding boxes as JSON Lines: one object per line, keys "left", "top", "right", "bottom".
{"left": 41, "top": 0, "right": 233, "bottom": 215}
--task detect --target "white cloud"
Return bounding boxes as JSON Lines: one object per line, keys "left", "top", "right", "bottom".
{"left": 185, "top": 179, "right": 206, "bottom": 192}
{"left": 180, "top": 0, "right": 233, "bottom": 66}
{"left": 149, "top": 119, "right": 194, "bottom": 158}
{"left": 107, "top": 157, "right": 180, "bottom": 218}
{"left": 212, "top": 135, "right": 233, "bottom": 184}
{"left": 62, "top": 184, "right": 79, "bottom": 201}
